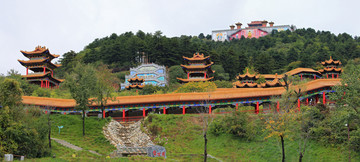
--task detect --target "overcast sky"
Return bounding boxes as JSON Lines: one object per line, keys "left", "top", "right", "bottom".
{"left": 1, "top": 0, "right": 359, "bottom": 75}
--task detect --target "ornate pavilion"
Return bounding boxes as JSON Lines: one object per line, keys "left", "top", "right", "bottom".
{"left": 125, "top": 76, "right": 145, "bottom": 90}
{"left": 177, "top": 53, "right": 214, "bottom": 83}
{"left": 18, "top": 46, "right": 63, "bottom": 88}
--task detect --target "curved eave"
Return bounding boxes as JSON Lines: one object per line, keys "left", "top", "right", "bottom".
{"left": 319, "top": 68, "right": 342, "bottom": 73}
{"left": 180, "top": 62, "right": 214, "bottom": 69}
{"left": 126, "top": 84, "right": 145, "bottom": 90}
{"left": 20, "top": 50, "right": 59, "bottom": 59}
{"left": 183, "top": 55, "right": 210, "bottom": 61}
{"left": 234, "top": 81, "right": 258, "bottom": 88}
{"left": 285, "top": 68, "right": 321, "bottom": 76}
{"left": 18, "top": 59, "right": 46, "bottom": 65}
{"left": 22, "top": 72, "right": 64, "bottom": 83}
{"left": 177, "top": 77, "right": 214, "bottom": 83}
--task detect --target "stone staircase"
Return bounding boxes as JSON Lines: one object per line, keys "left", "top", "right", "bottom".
{"left": 103, "top": 120, "right": 154, "bottom": 157}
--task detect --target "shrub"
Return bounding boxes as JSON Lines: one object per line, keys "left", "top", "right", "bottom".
{"left": 174, "top": 82, "right": 217, "bottom": 93}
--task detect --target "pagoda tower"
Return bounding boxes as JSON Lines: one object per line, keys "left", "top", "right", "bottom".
{"left": 177, "top": 53, "right": 214, "bottom": 83}
{"left": 18, "top": 46, "right": 63, "bottom": 88}
{"left": 125, "top": 76, "right": 145, "bottom": 90}
{"left": 259, "top": 73, "right": 285, "bottom": 88}
{"left": 319, "top": 56, "right": 342, "bottom": 79}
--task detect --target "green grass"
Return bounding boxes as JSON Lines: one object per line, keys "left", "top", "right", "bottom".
{"left": 50, "top": 114, "right": 115, "bottom": 155}
{"left": 144, "top": 114, "right": 360, "bottom": 162}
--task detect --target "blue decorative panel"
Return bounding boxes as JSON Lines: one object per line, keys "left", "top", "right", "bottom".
{"left": 157, "top": 69, "right": 164, "bottom": 74}
{"left": 158, "top": 77, "right": 165, "bottom": 81}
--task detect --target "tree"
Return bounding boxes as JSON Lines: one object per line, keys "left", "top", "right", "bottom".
{"left": 330, "top": 60, "right": 360, "bottom": 114}
{"left": 93, "top": 64, "right": 117, "bottom": 119}
{"left": 263, "top": 74, "right": 303, "bottom": 162}
{"left": 65, "top": 62, "right": 97, "bottom": 136}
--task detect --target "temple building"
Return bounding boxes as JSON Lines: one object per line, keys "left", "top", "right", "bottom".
{"left": 212, "top": 20, "right": 295, "bottom": 41}
{"left": 18, "top": 46, "right": 63, "bottom": 88}
{"left": 319, "top": 56, "right": 342, "bottom": 79}
{"left": 125, "top": 76, "right": 145, "bottom": 90}
{"left": 234, "top": 69, "right": 259, "bottom": 88}
{"left": 259, "top": 74, "right": 284, "bottom": 88}
{"left": 121, "top": 63, "right": 167, "bottom": 90}
{"left": 177, "top": 53, "right": 214, "bottom": 83}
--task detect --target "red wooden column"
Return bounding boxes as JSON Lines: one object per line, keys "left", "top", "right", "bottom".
{"left": 300, "top": 74, "right": 303, "bottom": 80}
{"left": 163, "top": 107, "right": 166, "bottom": 114}
{"left": 122, "top": 109, "right": 125, "bottom": 122}
{"left": 276, "top": 101, "right": 280, "bottom": 113}
{"left": 102, "top": 110, "right": 106, "bottom": 118}
{"left": 209, "top": 105, "right": 212, "bottom": 114}
{"left": 332, "top": 74, "right": 334, "bottom": 79}
{"left": 26, "top": 68, "right": 28, "bottom": 75}
{"left": 306, "top": 98, "right": 309, "bottom": 105}
{"left": 326, "top": 74, "right": 328, "bottom": 79}
{"left": 182, "top": 106, "right": 185, "bottom": 115}
{"left": 236, "top": 103, "right": 238, "bottom": 111}
{"left": 142, "top": 108, "right": 146, "bottom": 117}
{"left": 41, "top": 80, "right": 43, "bottom": 88}
{"left": 187, "top": 73, "right": 190, "bottom": 79}
{"left": 323, "top": 92, "right": 326, "bottom": 105}
{"left": 336, "top": 74, "right": 339, "bottom": 78}
{"left": 313, "top": 74, "right": 316, "bottom": 80}
{"left": 255, "top": 102, "right": 259, "bottom": 114}
{"left": 43, "top": 67, "right": 46, "bottom": 74}
{"left": 298, "top": 98, "right": 301, "bottom": 112}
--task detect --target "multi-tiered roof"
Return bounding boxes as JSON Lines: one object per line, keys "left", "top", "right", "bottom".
{"left": 125, "top": 76, "right": 145, "bottom": 90}
{"left": 177, "top": 53, "right": 214, "bottom": 83}
{"left": 18, "top": 46, "right": 63, "bottom": 88}
{"left": 319, "top": 56, "right": 342, "bottom": 79}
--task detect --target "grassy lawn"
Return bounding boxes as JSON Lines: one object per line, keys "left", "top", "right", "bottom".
{"left": 50, "top": 114, "right": 115, "bottom": 155}
{"left": 144, "top": 114, "right": 360, "bottom": 162}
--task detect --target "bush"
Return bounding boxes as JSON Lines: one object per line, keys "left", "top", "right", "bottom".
{"left": 213, "top": 80, "right": 233, "bottom": 88}
{"left": 210, "top": 111, "right": 255, "bottom": 140}
{"left": 174, "top": 82, "right": 217, "bottom": 93}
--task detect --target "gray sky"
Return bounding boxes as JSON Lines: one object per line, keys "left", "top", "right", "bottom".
{"left": 1, "top": 0, "right": 359, "bottom": 75}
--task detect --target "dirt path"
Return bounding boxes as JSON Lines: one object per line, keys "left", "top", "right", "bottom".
{"left": 51, "top": 137, "right": 102, "bottom": 156}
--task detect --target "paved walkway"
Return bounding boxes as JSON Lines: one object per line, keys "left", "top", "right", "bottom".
{"left": 51, "top": 138, "right": 102, "bottom": 156}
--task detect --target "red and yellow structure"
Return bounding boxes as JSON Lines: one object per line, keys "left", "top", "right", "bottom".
{"left": 18, "top": 46, "right": 63, "bottom": 88}
{"left": 177, "top": 53, "right": 214, "bottom": 83}
{"left": 125, "top": 76, "right": 145, "bottom": 90}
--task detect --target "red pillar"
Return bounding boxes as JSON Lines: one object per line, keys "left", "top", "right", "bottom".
{"left": 326, "top": 74, "right": 328, "bottom": 79}
{"left": 323, "top": 91, "right": 326, "bottom": 105}
{"left": 143, "top": 108, "right": 146, "bottom": 117}
{"left": 236, "top": 103, "right": 238, "bottom": 111}
{"left": 298, "top": 98, "right": 301, "bottom": 112}
{"left": 26, "top": 68, "right": 28, "bottom": 75}
{"left": 313, "top": 74, "right": 316, "bottom": 80}
{"left": 182, "top": 106, "right": 185, "bottom": 115}
{"left": 306, "top": 98, "right": 309, "bottom": 105}
{"left": 122, "top": 109, "right": 125, "bottom": 122}
{"left": 332, "top": 74, "right": 334, "bottom": 79}
{"left": 204, "top": 72, "right": 206, "bottom": 79}
{"left": 187, "top": 73, "right": 190, "bottom": 79}
{"left": 41, "top": 80, "right": 43, "bottom": 88}
{"left": 276, "top": 101, "right": 279, "bottom": 113}
{"left": 163, "top": 107, "right": 166, "bottom": 114}
{"left": 337, "top": 74, "right": 339, "bottom": 78}
{"left": 103, "top": 110, "right": 105, "bottom": 118}
{"left": 43, "top": 67, "right": 46, "bottom": 74}
{"left": 300, "top": 74, "right": 303, "bottom": 80}
{"left": 256, "top": 102, "right": 259, "bottom": 114}
{"left": 209, "top": 105, "right": 212, "bottom": 114}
